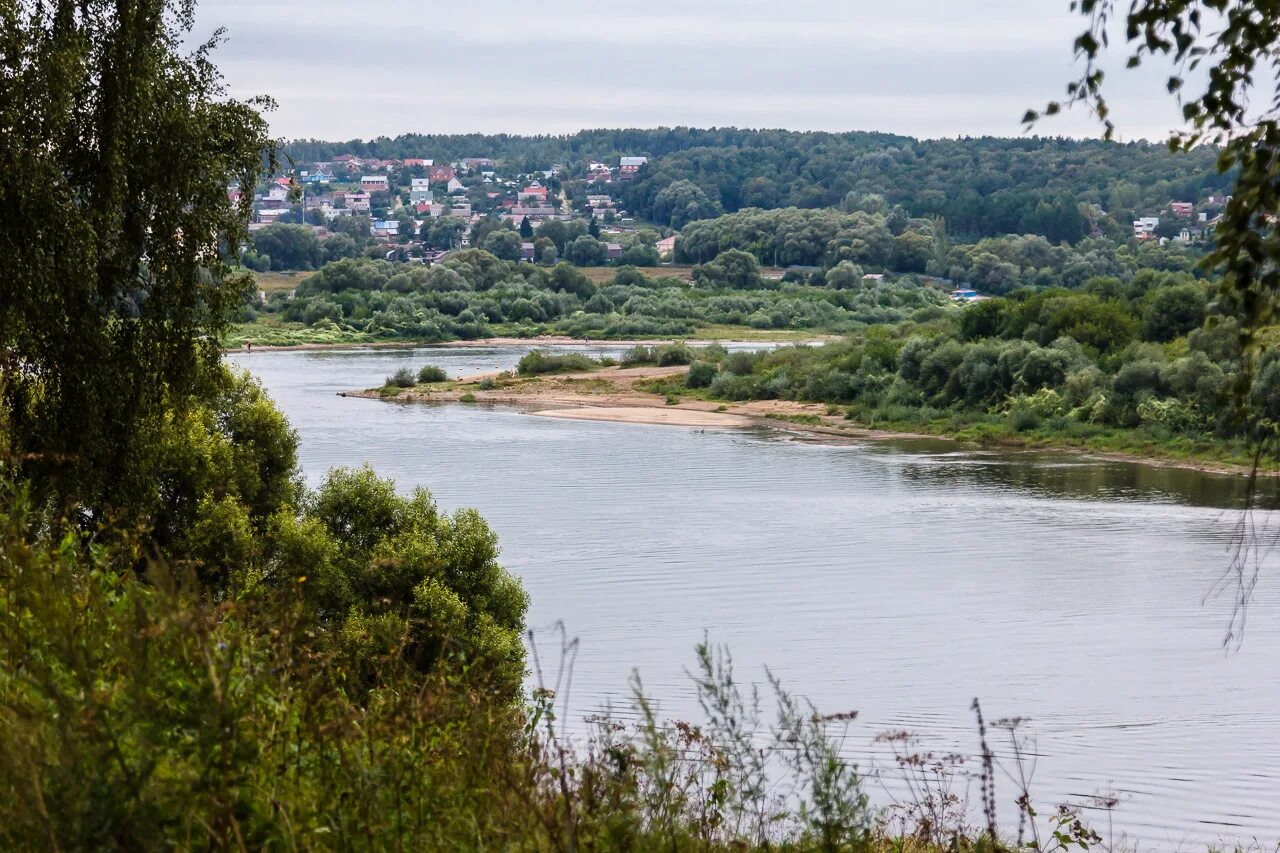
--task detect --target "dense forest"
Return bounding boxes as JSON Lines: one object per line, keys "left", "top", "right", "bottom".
{"left": 286, "top": 129, "right": 1231, "bottom": 241}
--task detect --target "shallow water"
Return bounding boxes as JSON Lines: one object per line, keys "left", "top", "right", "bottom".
{"left": 232, "top": 345, "right": 1280, "bottom": 848}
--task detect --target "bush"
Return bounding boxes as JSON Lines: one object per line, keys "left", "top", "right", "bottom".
{"left": 388, "top": 367, "right": 416, "bottom": 387}
{"left": 516, "top": 350, "right": 598, "bottom": 376}
{"left": 686, "top": 361, "right": 718, "bottom": 388}
{"left": 417, "top": 365, "right": 448, "bottom": 383}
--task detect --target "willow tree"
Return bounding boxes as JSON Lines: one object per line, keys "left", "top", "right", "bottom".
{"left": 0, "top": 0, "right": 273, "bottom": 517}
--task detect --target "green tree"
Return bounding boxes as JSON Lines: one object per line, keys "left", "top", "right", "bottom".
{"left": 565, "top": 234, "right": 606, "bottom": 266}
{"left": 653, "top": 179, "right": 720, "bottom": 228}
{"left": 519, "top": 216, "right": 533, "bottom": 239}
{"left": 695, "top": 249, "right": 763, "bottom": 290}
{"left": 0, "top": 0, "right": 272, "bottom": 515}
{"left": 482, "top": 228, "right": 522, "bottom": 261}
{"left": 1143, "top": 283, "right": 1208, "bottom": 343}
{"left": 252, "top": 223, "right": 323, "bottom": 270}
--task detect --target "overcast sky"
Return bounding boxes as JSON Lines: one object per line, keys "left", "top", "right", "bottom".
{"left": 195, "top": 0, "right": 1185, "bottom": 142}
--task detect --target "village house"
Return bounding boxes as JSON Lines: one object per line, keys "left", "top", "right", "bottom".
{"left": 446, "top": 177, "right": 466, "bottom": 194}
{"left": 618, "top": 156, "right": 647, "bottom": 180}
{"left": 461, "top": 157, "right": 495, "bottom": 170}
{"left": 371, "top": 220, "right": 401, "bottom": 240}
{"left": 360, "top": 175, "right": 389, "bottom": 192}
{"left": 656, "top": 235, "right": 677, "bottom": 257}
{"left": 521, "top": 242, "right": 536, "bottom": 261}
{"left": 1133, "top": 216, "right": 1159, "bottom": 239}
{"left": 429, "top": 164, "right": 455, "bottom": 184}
{"left": 509, "top": 205, "right": 556, "bottom": 220}
{"left": 410, "top": 178, "right": 432, "bottom": 205}
{"left": 402, "top": 158, "right": 432, "bottom": 168}
{"left": 1167, "top": 201, "right": 1194, "bottom": 217}
{"left": 446, "top": 202, "right": 472, "bottom": 219}
{"left": 605, "top": 242, "right": 623, "bottom": 261}
{"left": 518, "top": 183, "right": 549, "bottom": 203}
{"left": 345, "top": 190, "right": 371, "bottom": 212}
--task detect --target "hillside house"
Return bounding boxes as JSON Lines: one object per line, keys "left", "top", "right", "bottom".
{"left": 371, "top": 220, "right": 401, "bottom": 239}
{"left": 510, "top": 205, "right": 556, "bottom": 219}
{"left": 1133, "top": 217, "right": 1159, "bottom": 238}
{"left": 606, "top": 242, "right": 623, "bottom": 261}
{"left": 518, "top": 183, "right": 549, "bottom": 203}
{"left": 446, "top": 177, "right": 466, "bottom": 194}
{"left": 410, "top": 178, "right": 432, "bottom": 204}
{"left": 1167, "top": 201, "right": 1194, "bottom": 217}
{"left": 656, "top": 235, "right": 676, "bottom": 257}
{"left": 618, "top": 156, "right": 647, "bottom": 180}
{"left": 361, "top": 175, "right": 389, "bottom": 192}
{"left": 344, "top": 190, "right": 371, "bottom": 212}
{"left": 522, "top": 242, "right": 536, "bottom": 261}
{"left": 429, "top": 164, "right": 456, "bottom": 184}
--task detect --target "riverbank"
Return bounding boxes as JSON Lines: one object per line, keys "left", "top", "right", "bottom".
{"left": 226, "top": 333, "right": 836, "bottom": 353}
{"left": 346, "top": 364, "right": 1270, "bottom": 478}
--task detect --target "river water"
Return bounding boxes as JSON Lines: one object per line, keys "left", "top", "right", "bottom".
{"left": 231, "top": 344, "right": 1280, "bottom": 848}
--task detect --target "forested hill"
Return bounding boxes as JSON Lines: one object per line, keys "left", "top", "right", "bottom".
{"left": 284, "top": 128, "right": 1230, "bottom": 242}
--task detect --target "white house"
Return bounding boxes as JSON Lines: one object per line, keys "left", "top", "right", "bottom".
{"left": 410, "top": 178, "right": 432, "bottom": 204}
{"left": 1133, "top": 216, "right": 1160, "bottom": 238}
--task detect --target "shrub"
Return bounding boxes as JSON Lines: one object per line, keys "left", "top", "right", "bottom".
{"left": 417, "top": 364, "right": 448, "bottom": 383}
{"left": 686, "top": 361, "right": 718, "bottom": 388}
{"left": 388, "top": 367, "right": 416, "bottom": 387}
{"left": 516, "top": 350, "right": 598, "bottom": 375}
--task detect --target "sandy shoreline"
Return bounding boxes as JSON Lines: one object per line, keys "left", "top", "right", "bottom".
{"left": 226, "top": 334, "right": 832, "bottom": 354}
{"left": 342, "top": 363, "right": 1273, "bottom": 478}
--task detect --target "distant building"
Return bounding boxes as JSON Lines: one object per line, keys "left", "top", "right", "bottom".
{"left": 521, "top": 241, "right": 536, "bottom": 261}
{"left": 951, "top": 288, "right": 981, "bottom": 302}
{"left": 402, "top": 158, "right": 432, "bottom": 167}
{"left": 345, "top": 190, "right": 371, "bottom": 212}
{"left": 360, "top": 175, "right": 389, "bottom": 192}
{"left": 618, "top": 156, "right": 647, "bottom": 180}
{"left": 1133, "top": 217, "right": 1160, "bottom": 238}
{"left": 862, "top": 273, "right": 885, "bottom": 283}
{"left": 518, "top": 183, "right": 549, "bottom": 203}
{"left": 656, "top": 235, "right": 677, "bottom": 257}
{"left": 445, "top": 202, "right": 472, "bottom": 219}
{"left": 428, "top": 164, "right": 456, "bottom": 184}
{"left": 371, "top": 220, "right": 401, "bottom": 239}
{"left": 446, "top": 177, "right": 466, "bottom": 194}
{"left": 509, "top": 205, "right": 556, "bottom": 219}
{"left": 1167, "top": 201, "right": 1194, "bottom": 217}
{"left": 606, "top": 242, "right": 623, "bottom": 261}
{"left": 410, "top": 178, "right": 432, "bottom": 204}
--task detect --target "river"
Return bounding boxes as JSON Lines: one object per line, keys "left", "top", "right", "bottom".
{"left": 231, "top": 344, "right": 1280, "bottom": 848}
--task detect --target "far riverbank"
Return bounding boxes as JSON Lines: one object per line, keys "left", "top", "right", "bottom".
{"left": 226, "top": 334, "right": 836, "bottom": 354}
{"left": 346, "top": 364, "right": 1277, "bottom": 479}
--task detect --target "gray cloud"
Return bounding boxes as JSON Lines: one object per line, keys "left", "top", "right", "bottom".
{"left": 195, "top": 0, "right": 1189, "bottom": 142}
